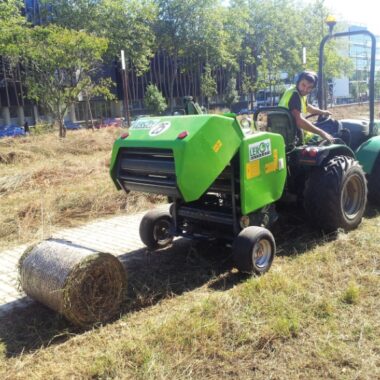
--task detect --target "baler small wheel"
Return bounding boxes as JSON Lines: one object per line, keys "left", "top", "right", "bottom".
{"left": 233, "top": 226, "right": 275, "bottom": 275}
{"left": 139, "top": 210, "right": 174, "bottom": 250}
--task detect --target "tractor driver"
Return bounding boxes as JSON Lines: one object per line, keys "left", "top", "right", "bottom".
{"left": 279, "top": 71, "right": 333, "bottom": 142}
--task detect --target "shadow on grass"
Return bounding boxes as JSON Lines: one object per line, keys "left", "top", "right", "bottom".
{"left": 0, "top": 238, "right": 233, "bottom": 357}
{"left": 1, "top": 203, "right": 379, "bottom": 357}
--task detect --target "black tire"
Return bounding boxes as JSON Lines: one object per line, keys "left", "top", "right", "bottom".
{"left": 139, "top": 210, "right": 174, "bottom": 250}
{"left": 233, "top": 226, "right": 275, "bottom": 275}
{"left": 368, "top": 155, "right": 380, "bottom": 205}
{"left": 304, "top": 155, "right": 367, "bottom": 231}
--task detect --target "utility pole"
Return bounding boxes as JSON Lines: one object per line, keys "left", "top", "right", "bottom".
{"left": 120, "top": 50, "right": 131, "bottom": 127}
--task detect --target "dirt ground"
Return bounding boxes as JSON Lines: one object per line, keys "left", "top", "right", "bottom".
{"left": 328, "top": 101, "right": 380, "bottom": 120}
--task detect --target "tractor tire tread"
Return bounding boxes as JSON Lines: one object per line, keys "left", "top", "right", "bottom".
{"left": 303, "top": 155, "right": 367, "bottom": 231}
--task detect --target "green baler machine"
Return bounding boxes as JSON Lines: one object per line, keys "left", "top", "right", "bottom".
{"left": 110, "top": 114, "right": 287, "bottom": 274}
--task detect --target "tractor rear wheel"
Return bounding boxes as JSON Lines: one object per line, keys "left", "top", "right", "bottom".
{"left": 139, "top": 210, "right": 174, "bottom": 250}
{"left": 233, "top": 226, "right": 275, "bottom": 275}
{"left": 368, "top": 155, "right": 380, "bottom": 205}
{"left": 304, "top": 155, "right": 367, "bottom": 231}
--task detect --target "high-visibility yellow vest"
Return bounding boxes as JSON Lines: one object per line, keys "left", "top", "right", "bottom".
{"left": 279, "top": 85, "right": 307, "bottom": 114}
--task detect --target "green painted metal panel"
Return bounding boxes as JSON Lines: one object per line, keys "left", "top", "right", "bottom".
{"left": 110, "top": 115, "right": 243, "bottom": 201}
{"left": 239, "top": 132, "right": 287, "bottom": 215}
{"left": 356, "top": 135, "right": 380, "bottom": 173}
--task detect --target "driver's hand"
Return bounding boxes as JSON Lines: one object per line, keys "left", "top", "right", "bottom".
{"left": 321, "top": 131, "right": 334, "bottom": 142}
{"left": 322, "top": 110, "right": 332, "bottom": 117}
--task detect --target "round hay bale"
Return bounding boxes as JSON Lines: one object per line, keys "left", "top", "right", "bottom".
{"left": 19, "top": 239, "right": 126, "bottom": 327}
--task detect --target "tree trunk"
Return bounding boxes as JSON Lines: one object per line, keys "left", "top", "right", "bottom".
{"left": 87, "top": 97, "right": 95, "bottom": 131}
{"left": 59, "top": 119, "right": 66, "bottom": 138}
{"left": 169, "top": 62, "right": 177, "bottom": 114}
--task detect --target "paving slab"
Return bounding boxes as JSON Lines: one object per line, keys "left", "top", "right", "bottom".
{"left": 0, "top": 206, "right": 168, "bottom": 317}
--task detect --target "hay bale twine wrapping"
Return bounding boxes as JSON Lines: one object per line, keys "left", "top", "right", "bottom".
{"left": 19, "top": 239, "right": 126, "bottom": 327}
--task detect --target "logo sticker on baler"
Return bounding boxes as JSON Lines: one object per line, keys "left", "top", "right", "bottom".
{"left": 130, "top": 119, "right": 158, "bottom": 130}
{"left": 149, "top": 122, "right": 171, "bottom": 136}
{"left": 248, "top": 139, "right": 271, "bottom": 161}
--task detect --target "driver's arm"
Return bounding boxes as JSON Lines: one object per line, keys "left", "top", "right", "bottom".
{"left": 291, "top": 109, "right": 333, "bottom": 141}
{"left": 307, "top": 104, "right": 331, "bottom": 117}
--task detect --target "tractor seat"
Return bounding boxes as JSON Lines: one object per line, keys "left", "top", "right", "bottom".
{"left": 267, "top": 110, "right": 298, "bottom": 149}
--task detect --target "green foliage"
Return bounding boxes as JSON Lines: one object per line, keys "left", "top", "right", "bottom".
{"left": 314, "top": 299, "right": 335, "bottom": 319}
{"left": 0, "top": 0, "right": 27, "bottom": 58}
{"left": 0, "top": 0, "right": 366, "bottom": 118}
{"left": 240, "top": 72, "right": 255, "bottom": 96}
{"left": 224, "top": 77, "right": 239, "bottom": 108}
{"left": 31, "top": 123, "right": 55, "bottom": 135}
{"left": 156, "top": 0, "right": 232, "bottom": 110}
{"left": 22, "top": 25, "right": 110, "bottom": 137}
{"left": 342, "top": 281, "right": 360, "bottom": 305}
{"left": 144, "top": 84, "right": 167, "bottom": 115}
{"left": 228, "top": 0, "right": 352, "bottom": 99}
{"left": 200, "top": 64, "right": 217, "bottom": 101}
{"left": 41, "top": 0, "right": 157, "bottom": 75}
{"left": 97, "top": 0, "right": 157, "bottom": 74}
{"left": 271, "top": 314, "right": 300, "bottom": 338}
{"left": 375, "top": 70, "right": 380, "bottom": 98}
{"left": 89, "top": 354, "right": 117, "bottom": 378}
{"left": 351, "top": 85, "right": 358, "bottom": 100}
{"left": 39, "top": 0, "right": 99, "bottom": 30}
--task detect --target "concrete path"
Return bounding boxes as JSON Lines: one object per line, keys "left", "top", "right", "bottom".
{"left": 0, "top": 208, "right": 164, "bottom": 317}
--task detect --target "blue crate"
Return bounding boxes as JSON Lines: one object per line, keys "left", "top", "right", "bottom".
{"left": 65, "top": 121, "right": 82, "bottom": 130}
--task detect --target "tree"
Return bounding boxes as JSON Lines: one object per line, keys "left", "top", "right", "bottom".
{"left": 375, "top": 70, "right": 380, "bottom": 99}
{"left": 200, "top": 64, "right": 217, "bottom": 109}
{"left": 156, "top": 0, "right": 231, "bottom": 112}
{"left": 224, "top": 76, "right": 239, "bottom": 109}
{"left": 39, "top": 0, "right": 99, "bottom": 31}
{"left": 144, "top": 84, "right": 167, "bottom": 114}
{"left": 23, "top": 25, "right": 110, "bottom": 137}
{"left": 0, "top": 0, "right": 27, "bottom": 58}
{"left": 240, "top": 71, "right": 256, "bottom": 108}
{"left": 96, "top": 0, "right": 157, "bottom": 74}
{"left": 41, "top": 0, "right": 157, "bottom": 75}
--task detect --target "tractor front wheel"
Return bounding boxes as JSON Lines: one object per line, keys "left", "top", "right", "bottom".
{"left": 304, "top": 155, "right": 367, "bottom": 231}
{"left": 139, "top": 210, "right": 174, "bottom": 250}
{"left": 368, "top": 155, "right": 380, "bottom": 206}
{"left": 233, "top": 226, "right": 275, "bottom": 275}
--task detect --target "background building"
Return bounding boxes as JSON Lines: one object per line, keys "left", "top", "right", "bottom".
{"left": 332, "top": 25, "right": 380, "bottom": 104}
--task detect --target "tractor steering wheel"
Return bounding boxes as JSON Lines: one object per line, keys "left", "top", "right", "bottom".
{"left": 306, "top": 113, "right": 332, "bottom": 126}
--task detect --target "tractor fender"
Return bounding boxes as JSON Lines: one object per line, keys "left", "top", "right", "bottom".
{"left": 296, "top": 144, "right": 355, "bottom": 167}
{"left": 321, "top": 145, "right": 355, "bottom": 164}
{"left": 355, "top": 136, "right": 380, "bottom": 174}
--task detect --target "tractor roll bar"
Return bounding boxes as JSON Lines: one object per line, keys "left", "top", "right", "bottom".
{"left": 318, "top": 30, "right": 376, "bottom": 136}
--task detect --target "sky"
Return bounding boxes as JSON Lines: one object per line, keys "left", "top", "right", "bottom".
{"left": 323, "top": 0, "right": 380, "bottom": 36}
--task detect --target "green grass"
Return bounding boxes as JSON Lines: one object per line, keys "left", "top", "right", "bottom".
{"left": 0, "top": 125, "right": 379, "bottom": 379}
{"left": 0, "top": 217, "right": 379, "bottom": 379}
